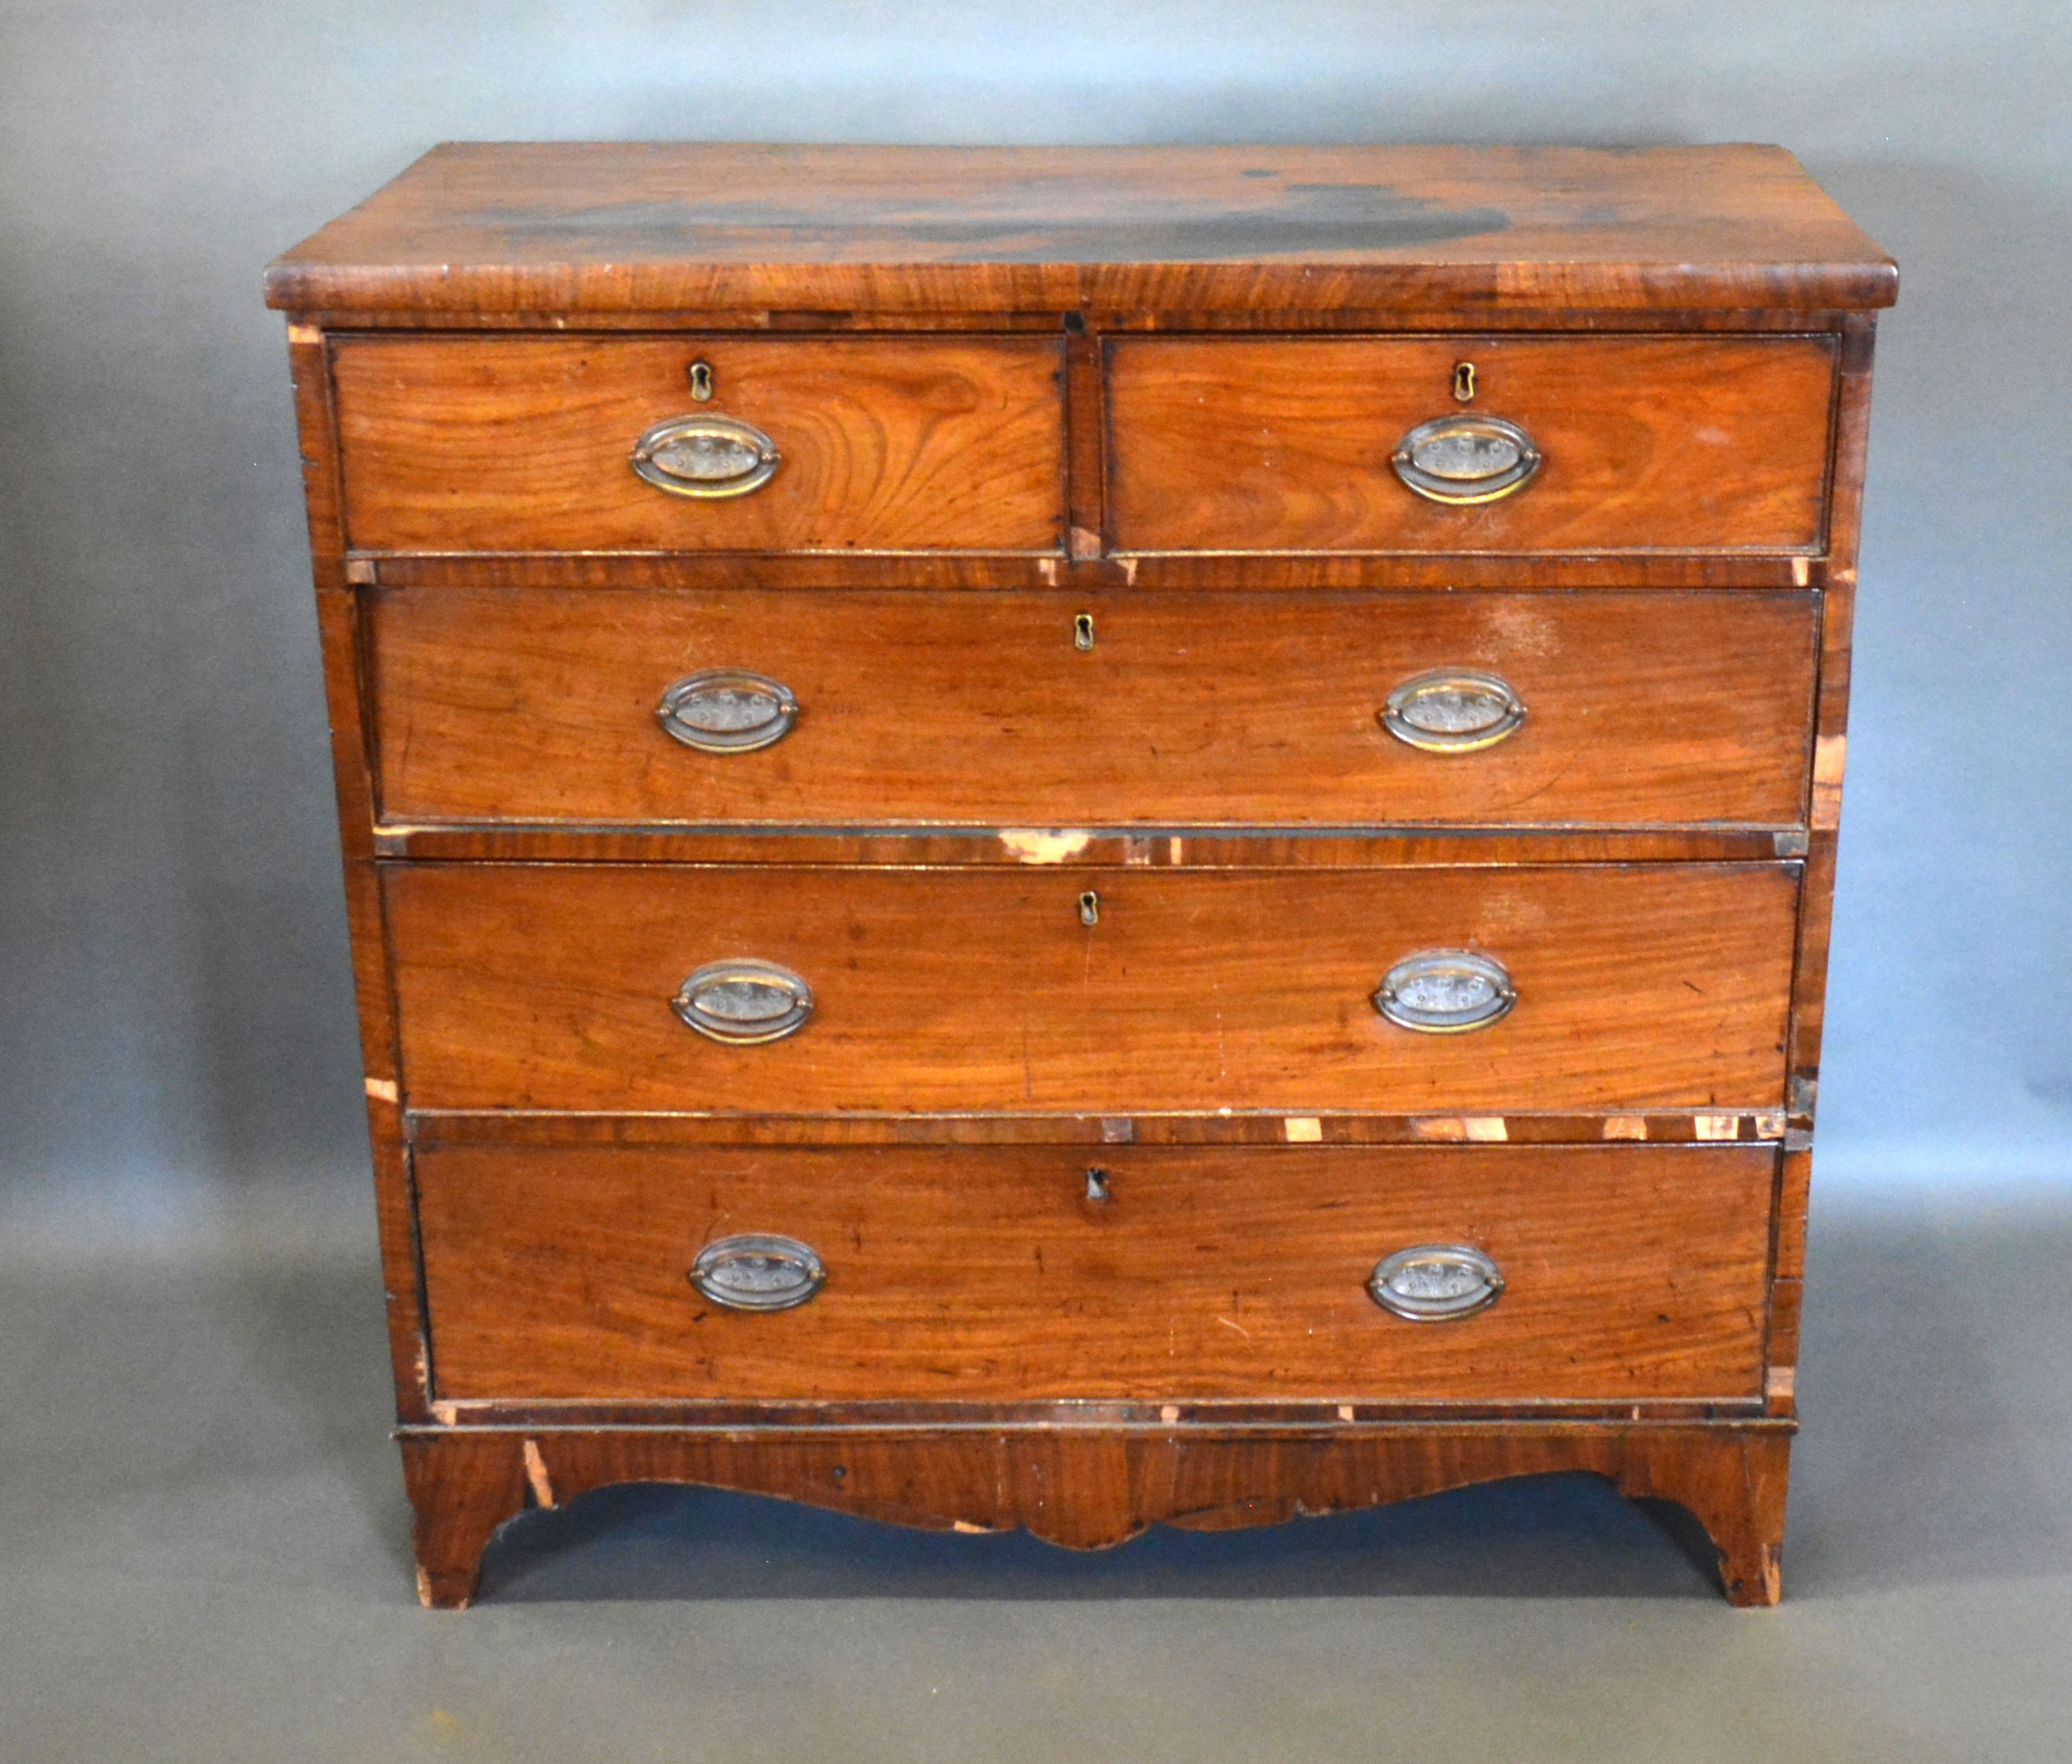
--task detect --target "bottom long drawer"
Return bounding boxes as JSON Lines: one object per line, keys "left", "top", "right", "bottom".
{"left": 416, "top": 1142, "right": 1773, "bottom": 1403}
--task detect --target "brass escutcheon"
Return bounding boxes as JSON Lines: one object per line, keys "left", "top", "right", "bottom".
{"left": 1381, "top": 667, "right": 1527, "bottom": 754}
{"left": 656, "top": 668, "right": 799, "bottom": 754}
{"left": 631, "top": 413, "right": 780, "bottom": 498}
{"left": 1373, "top": 949, "right": 1516, "bottom": 1034}
{"left": 1392, "top": 414, "right": 1541, "bottom": 506}
{"left": 689, "top": 1233, "right": 825, "bottom": 1312}
{"left": 1368, "top": 1244, "right": 1504, "bottom": 1321}
{"left": 1451, "top": 361, "right": 1476, "bottom": 403}
{"left": 672, "top": 958, "right": 814, "bottom": 1044}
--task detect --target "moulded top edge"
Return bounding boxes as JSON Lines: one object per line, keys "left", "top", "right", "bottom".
{"left": 264, "top": 143, "right": 1899, "bottom": 315}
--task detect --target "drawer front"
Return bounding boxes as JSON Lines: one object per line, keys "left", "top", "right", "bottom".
{"left": 371, "top": 589, "right": 1818, "bottom": 829}
{"left": 333, "top": 337, "right": 1065, "bottom": 553}
{"left": 1106, "top": 336, "right": 1837, "bottom": 554}
{"left": 386, "top": 863, "right": 1797, "bottom": 1115}
{"left": 414, "top": 1141, "right": 1774, "bottom": 1402}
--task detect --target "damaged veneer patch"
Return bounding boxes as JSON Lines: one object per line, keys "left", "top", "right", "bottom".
{"left": 999, "top": 829, "right": 1095, "bottom": 864}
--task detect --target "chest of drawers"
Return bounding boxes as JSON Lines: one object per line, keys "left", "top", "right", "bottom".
{"left": 267, "top": 143, "right": 1893, "bottom": 1607}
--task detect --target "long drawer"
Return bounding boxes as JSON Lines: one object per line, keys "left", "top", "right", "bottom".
{"left": 385, "top": 862, "right": 1798, "bottom": 1116}
{"left": 414, "top": 1141, "right": 1775, "bottom": 1403}
{"left": 332, "top": 336, "right": 1066, "bottom": 553}
{"left": 1106, "top": 335, "right": 1837, "bottom": 554}
{"left": 369, "top": 589, "right": 1818, "bottom": 829}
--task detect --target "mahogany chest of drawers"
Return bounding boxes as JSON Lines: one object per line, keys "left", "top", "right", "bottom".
{"left": 266, "top": 143, "right": 1894, "bottom": 1606}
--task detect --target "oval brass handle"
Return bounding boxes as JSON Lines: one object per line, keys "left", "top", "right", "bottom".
{"left": 672, "top": 958, "right": 813, "bottom": 1044}
{"left": 657, "top": 669, "right": 799, "bottom": 754}
{"left": 631, "top": 414, "right": 780, "bottom": 498}
{"left": 1373, "top": 949, "right": 1515, "bottom": 1034}
{"left": 1368, "top": 1244, "right": 1503, "bottom": 1321}
{"left": 1380, "top": 668, "right": 1526, "bottom": 753}
{"left": 1392, "top": 414, "right": 1541, "bottom": 505}
{"left": 690, "top": 1233, "right": 825, "bottom": 1311}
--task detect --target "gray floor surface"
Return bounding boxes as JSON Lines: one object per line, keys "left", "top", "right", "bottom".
{"left": 3, "top": 1187, "right": 2068, "bottom": 1762}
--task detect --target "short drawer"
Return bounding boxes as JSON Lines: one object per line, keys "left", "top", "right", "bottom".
{"left": 370, "top": 589, "right": 1818, "bottom": 829}
{"left": 332, "top": 336, "right": 1065, "bottom": 553}
{"left": 385, "top": 862, "right": 1798, "bottom": 1116}
{"left": 414, "top": 1141, "right": 1774, "bottom": 1403}
{"left": 1106, "top": 335, "right": 1837, "bottom": 555}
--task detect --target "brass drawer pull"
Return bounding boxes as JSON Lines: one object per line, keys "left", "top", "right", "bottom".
{"left": 631, "top": 414, "right": 781, "bottom": 498}
{"left": 1380, "top": 667, "right": 1526, "bottom": 753}
{"left": 690, "top": 1233, "right": 825, "bottom": 1311}
{"left": 1368, "top": 1244, "right": 1504, "bottom": 1321}
{"left": 672, "top": 958, "right": 813, "bottom": 1044}
{"left": 656, "top": 669, "right": 799, "bottom": 754}
{"left": 1392, "top": 414, "right": 1541, "bottom": 505}
{"left": 1373, "top": 949, "right": 1515, "bottom": 1033}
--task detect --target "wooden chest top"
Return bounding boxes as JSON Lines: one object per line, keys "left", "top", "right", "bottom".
{"left": 265, "top": 142, "right": 1896, "bottom": 316}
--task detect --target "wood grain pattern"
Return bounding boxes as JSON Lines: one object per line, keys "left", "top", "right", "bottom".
{"left": 1785, "top": 314, "right": 1877, "bottom": 1128}
{"left": 264, "top": 143, "right": 1896, "bottom": 316}
{"left": 357, "top": 549, "right": 1834, "bottom": 592}
{"left": 367, "top": 588, "right": 1818, "bottom": 831}
{"left": 288, "top": 325, "right": 434, "bottom": 1423}
{"left": 374, "top": 826, "right": 1794, "bottom": 867}
{"left": 291, "top": 305, "right": 1866, "bottom": 337}
{"left": 408, "top": 1108, "right": 1789, "bottom": 1151}
{"left": 383, "top": 862, "right": 1799, "bottom": 1116}
{"left": 1769, "top": 316, "right": 1881, "bottom": 1400}
{"left": 272, "top": 143, "right": 1886, "bottom": 1607}
{"left": 1106, "top": 335, "right": 1837, "bottom": 555}
{"left": 333, "top": 336, "right": 1065, "bottom": 553}
{"left": 414, "top": 1141, "right": 1772, "bottom": 1403}
{"left": 424, "top": 1396, "right": 1767, "bottom": 1428}
{"left": 399, "top": 1421, "right": 1793, "bottom": 1607}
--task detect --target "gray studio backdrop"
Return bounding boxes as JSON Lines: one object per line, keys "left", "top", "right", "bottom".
{"left": 3, "top": 2, "right": 2069, "bottom": 1245}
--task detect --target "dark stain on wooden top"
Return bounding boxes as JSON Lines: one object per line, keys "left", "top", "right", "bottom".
{"left": 266, "top": 143, "right": 1897, "bottom": 316}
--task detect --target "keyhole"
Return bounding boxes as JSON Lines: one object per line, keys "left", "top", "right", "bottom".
{"left": 1073, "top": 612, "right": 1095, "bottom": 651}
{"left": 1085, "top": 1167, "right": 1112, "bottom": 1203}
{"left": 1452, "top": 361, "right": 1476, "bottom": 404}
{"left": 688, "top": 360, "right": 715, "bottom": 401}
{"left": 1078, "top": 890, "right": 1100, "bottom": 927}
